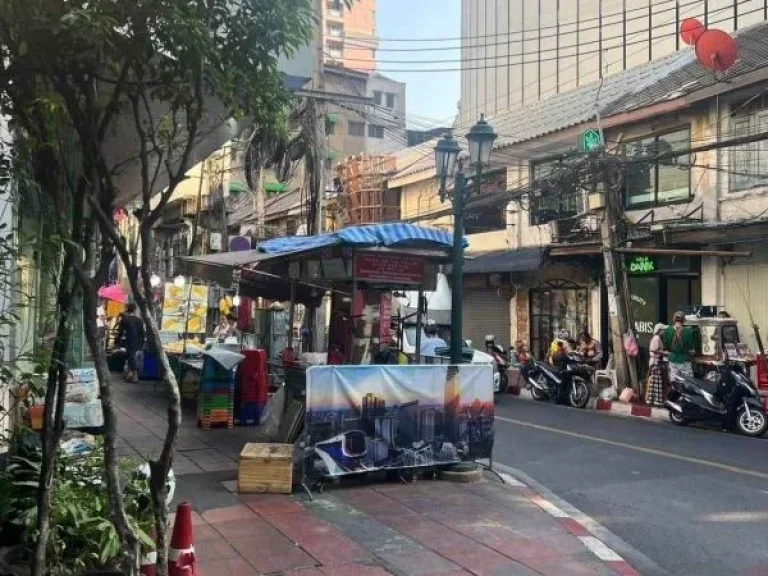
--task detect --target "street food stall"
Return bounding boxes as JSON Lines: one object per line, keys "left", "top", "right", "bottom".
{"left": 180, "top": 224, "right": 495, "bottom": 490}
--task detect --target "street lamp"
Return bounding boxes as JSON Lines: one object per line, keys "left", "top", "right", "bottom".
{"left": 435, "top": 115, "right": 497, "bottom": 364}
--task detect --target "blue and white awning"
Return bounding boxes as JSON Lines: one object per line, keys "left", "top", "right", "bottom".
{"left": 258, "top": 223, "right": 466, "bottom": 254}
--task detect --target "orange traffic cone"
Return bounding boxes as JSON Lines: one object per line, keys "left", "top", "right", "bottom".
{"left": 139, "top": 526, "right": 157, "bottom": 576}
{"left": 168, "top": 502, "right": 196, "bottom": 576}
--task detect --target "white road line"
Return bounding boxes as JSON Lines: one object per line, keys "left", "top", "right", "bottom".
{"left": 580, "top": 536, "right": 624, "bottom": 562}
{"left": 499, "top": 472, "right": 526, "bottom": 487}
{"left": 530, "top": 495, "right": 570, "bottom": 518}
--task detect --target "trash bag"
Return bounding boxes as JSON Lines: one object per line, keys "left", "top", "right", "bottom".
{"left": 261, "top": 386, "right": 285, "bottom": 439}
{"left": 599, "top": 386, "right": 618, "bottom": 401}
{"left": 623, "top": 331, "right": 639, "bottom": 358}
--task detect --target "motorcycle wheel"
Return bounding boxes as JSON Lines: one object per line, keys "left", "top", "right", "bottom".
{"left": 668, "top": 409, "right": 687, "bottom": 426}
{"left": 530, "top": 376, "right": 547, "bottom": 401}
{"left": 736, "top": 407, "right": 768, "bottom": 437}
{"left": 569, "top": 378, "right": 590, "bottom": 409}
{"left": 496, "top": 370, "right": 509, "bottom": 395}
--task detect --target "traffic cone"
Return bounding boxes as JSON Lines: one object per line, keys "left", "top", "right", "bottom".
{"left": 168, "top": 502, "right": 196, "bottom": 576}
{"left": 139, "top": 526, "right": 157, "bottom": 576}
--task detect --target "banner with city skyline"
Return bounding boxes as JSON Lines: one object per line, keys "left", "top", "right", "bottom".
{"left": 305, "top": 364, "right": 494, "bottom": 478}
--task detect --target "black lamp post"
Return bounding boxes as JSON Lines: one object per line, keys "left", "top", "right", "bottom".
{"left": 435, "top": 114, "right": 498, "bottom": 364}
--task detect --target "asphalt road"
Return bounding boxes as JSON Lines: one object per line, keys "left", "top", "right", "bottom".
{"left": 492, "top": 396, "right": 768, "bottom": 576}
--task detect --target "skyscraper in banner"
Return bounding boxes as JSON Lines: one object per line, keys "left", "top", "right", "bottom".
{"left": 459, "top": 0, "right": 768, "bottom": 125}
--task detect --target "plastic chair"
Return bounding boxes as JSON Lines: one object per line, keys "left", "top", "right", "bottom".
{"left": 595, "top": 354, "right": 617, "bottom": 391}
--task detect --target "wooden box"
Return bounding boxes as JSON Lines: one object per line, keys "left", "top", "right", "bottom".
{"left": 238, "top": 443, "right": 294, "bottom": 494}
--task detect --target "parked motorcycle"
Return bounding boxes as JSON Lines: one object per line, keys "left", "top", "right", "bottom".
{"left": 484, "top": 335, "right": 510, "bottom": 395}
{"left": 521, "top": 353, "right": 592, "bottom": 408}
{"left": 665, "top": 361, "right": 768, "bottom": 437}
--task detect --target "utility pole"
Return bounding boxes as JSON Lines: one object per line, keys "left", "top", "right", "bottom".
{"left": 599, "top": 160, "right": 638, "bottom": 392}
{"left": 311, "top": 0, "right": 326, "bottom": 351}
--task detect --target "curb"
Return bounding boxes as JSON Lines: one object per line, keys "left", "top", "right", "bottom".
{"left": 482, "top": 460, "right": 665, "bottom": 576}
{"left": 508, "top": 385, "right": 669, "bottom": 422}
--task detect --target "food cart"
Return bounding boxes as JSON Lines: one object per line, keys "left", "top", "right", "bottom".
{"left": 684, "top": 307, "right": 756, "bottom": 378}
{"left": 181, "top": 224, "right": 496, "bottom": 491}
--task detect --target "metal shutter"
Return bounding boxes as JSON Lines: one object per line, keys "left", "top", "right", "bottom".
{"left": 462, "top": 290, "right": 511, "bottom": 348}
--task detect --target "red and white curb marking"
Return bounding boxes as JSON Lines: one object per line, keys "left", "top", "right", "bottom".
{"left": 509, "top": 386, "right": 669, "bottom": 422}
{"left": 498, "top": 471, "right": 641, "bottom": 575}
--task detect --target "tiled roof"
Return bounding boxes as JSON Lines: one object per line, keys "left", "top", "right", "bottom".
{"left": 494, "top": 20, "right": 768, "bottom": 148}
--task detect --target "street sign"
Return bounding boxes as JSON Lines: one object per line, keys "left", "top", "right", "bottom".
{"left": 579, "top": 129, "right": 603, "bottom": 152}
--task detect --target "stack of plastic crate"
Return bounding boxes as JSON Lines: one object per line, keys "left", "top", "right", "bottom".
{"left": 197, "top": 356, "right": 235, "bottom": 429}
{"left": 235, "top": 349, "right": 268, "bottom": 426}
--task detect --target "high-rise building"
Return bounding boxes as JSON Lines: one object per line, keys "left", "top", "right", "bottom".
{"left": 459, "top": 0, "right": 767, "bottom": 124}
{"left": 323, "top": 0, "right": 378, "bottom": 72}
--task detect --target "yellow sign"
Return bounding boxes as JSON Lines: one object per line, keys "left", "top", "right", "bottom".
{"left": 161, "top": 283, "right": 209, "bottom": 333}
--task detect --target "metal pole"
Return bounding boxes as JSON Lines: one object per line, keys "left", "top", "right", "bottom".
{"left": 288, "top": 280, "right": 296, "bottom": 350}
{"left": 450, "top": 169, "right": 467, "bottom": 365}
{"left": 415, "top": 286, "right": 424, "bottom": 364}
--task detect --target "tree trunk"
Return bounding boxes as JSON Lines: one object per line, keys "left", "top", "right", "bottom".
{"left": 31, "top": 264, "right": 77, "bottom": 576}
{"left": 81, "top": 280, "right": 140, "bottom": 575}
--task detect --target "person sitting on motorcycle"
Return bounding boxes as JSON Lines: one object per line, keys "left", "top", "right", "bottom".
{"left": 548, "top": 330, "right": 572, "bottom": 365}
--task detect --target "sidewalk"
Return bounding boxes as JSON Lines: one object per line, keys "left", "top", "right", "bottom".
{"left": 179, "top": 475, "right": 639, "bottom": 576}
{"left": 112, "top": 377, "right": 640, "bottom": 575}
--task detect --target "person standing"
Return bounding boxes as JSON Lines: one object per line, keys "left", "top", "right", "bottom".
{"left": 664, "top": 311, "right": 695, "bottom": 381}
{"left": 647, "top": 323, "right": 670, "bottom": 406}
{"left": 116, "top": 303, "right": 145, "bottom": 382}
{"left": 420, "top": 322, "right": 448, "bottom": 358}
{"left": 96, "top": 301, "right": 108, "bottom": 350}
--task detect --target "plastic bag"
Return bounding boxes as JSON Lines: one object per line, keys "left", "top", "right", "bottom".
{"left": 624, "top": 331, "right": 639, "bottom": 358}
{"left": 599, "top": 386, "right": 618, "bottom": 401}
{"left": 261, "top": 386, "right": 285, "bottom": 439}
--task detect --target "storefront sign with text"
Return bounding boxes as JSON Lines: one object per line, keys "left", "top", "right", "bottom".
{"left": 355, "top": 253, "right": 425, "bottom": 284}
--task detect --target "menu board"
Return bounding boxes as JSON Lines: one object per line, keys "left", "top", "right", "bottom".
{"left": 161, "top": 283, "right": 209, "bottom": 333}
{"left": 354, "top": 253, "right": 425, "bottom": 284}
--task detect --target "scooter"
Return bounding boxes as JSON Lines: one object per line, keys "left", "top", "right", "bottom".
{"left": 521, "top": 352, "right": 592, "bottom": 409}
{"left": 484, "top": 335, "right": 510, "bottom": 395}
{"left": 665, "top": 361, "right": 768, "bottom": 437}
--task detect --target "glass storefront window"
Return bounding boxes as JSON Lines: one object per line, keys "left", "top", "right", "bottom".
{"left": 530, "top": 281, "right": 589, "bottom": 361}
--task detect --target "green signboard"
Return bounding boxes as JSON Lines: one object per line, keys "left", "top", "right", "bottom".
{"left": 579, "top": 129, "right": 603, "bottom": 152}
{"left": 628, "top": 255, "right": 656, "bottom": 275}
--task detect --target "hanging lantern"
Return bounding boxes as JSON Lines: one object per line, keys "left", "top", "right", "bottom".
{"left": 695, "top": 29, "right": 738, "bottom": 72}
{"left": 680, "top": 18, "right": 705, "bottom": 46}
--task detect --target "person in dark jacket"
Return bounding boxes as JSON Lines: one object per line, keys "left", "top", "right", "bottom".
{"left": 116, "top": 303, "right": 145, "bottom": 382}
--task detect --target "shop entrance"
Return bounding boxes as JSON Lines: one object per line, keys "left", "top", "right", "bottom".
{"left": 628, "top": 255, "right": 701, "bottom": 379}
{"left": 530, "top": 279, "right": 589, "bottom": 361}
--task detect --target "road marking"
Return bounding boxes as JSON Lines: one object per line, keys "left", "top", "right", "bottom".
{"left": 495, "top": 415, "right": 768, "bottom": 480}
{"left": 499, "top": 472, "right": 526, "bottom": 487}
{"left": 529, "top": 494, "right": 570, "bottom": 518}
{"left": 580, "top": 536, "right": 624, "bottom": 562}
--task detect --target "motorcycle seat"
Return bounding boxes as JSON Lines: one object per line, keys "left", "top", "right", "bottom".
{"left": 687, "top": 377, "right": 720, "bottom": 395}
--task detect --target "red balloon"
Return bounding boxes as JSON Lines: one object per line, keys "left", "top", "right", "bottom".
{"left": 695, "top": 29, "right": 738, "bottom": 72}
{"left": 680, "top": 18, "right": 705, "bottom": 46}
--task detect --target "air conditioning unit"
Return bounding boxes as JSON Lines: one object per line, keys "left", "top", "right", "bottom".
{"left": 588, "top": 191, "right": 605, "bottom": 211}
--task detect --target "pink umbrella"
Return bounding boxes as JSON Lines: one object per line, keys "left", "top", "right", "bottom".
{"left": 98, "top": 284, "right": 126, "bottom": 303}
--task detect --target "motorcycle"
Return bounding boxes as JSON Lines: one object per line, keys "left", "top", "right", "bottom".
{"left": 665, "top": 361, "right": 768, "bottom": 437}
{"left": 484, "top": 335, "right": 510, "bottom": 395}
{"left": 521, "top": 352, "right": 592, "bottom": 408}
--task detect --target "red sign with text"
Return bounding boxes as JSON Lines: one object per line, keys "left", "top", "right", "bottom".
{"left": 354, "top": 253, "right": 425, "bottom": 284}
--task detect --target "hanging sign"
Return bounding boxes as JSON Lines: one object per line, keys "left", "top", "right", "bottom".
{"left": 354, "top": 253, "right": 425, "bottom": 284}
{"left": 628, "top": 255, "right": 656, "bottom": 275}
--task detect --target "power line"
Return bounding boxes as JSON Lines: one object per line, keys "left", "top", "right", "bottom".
{"left": 341, "top": 0, "right": 701, "bottom": 56}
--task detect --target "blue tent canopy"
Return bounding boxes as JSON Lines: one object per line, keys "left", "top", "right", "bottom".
{"left": 258, "top": 223, "right": 467, "bottom": 254}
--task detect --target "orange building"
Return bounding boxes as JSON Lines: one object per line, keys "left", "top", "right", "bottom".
{"left": 323, "top": 0, "right": 378, "bottom": 72}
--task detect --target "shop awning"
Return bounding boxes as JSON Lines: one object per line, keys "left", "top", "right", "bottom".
{"left": 265, "top": 182, "right": 288, "bottom": 194}
{"left": 458, "top": 248, "right": 545, "bottom": 275}
{"left": 259, "top": 223, "right": 462, "bottom": 254}
{"left": 179, "top": 250, "right": 325, "bottom": 306}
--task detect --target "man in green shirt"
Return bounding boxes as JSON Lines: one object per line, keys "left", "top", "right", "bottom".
{"left": 664, "top": 311, "right": 695, "bottom": 380}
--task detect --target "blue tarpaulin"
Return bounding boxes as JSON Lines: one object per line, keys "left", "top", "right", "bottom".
{"left": 258, "top": 223, "right": 465, "bottom": 254}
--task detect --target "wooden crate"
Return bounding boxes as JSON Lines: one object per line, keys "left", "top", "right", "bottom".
{"left": 238, "top": 443, "right": 294, "bottom": 494}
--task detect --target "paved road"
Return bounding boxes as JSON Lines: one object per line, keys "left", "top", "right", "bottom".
{"left": 492, "top": 396, "right": 768, "bottom": 576}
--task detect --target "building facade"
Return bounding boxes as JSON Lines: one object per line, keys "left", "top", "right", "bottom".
{"left": 399, "top": 21, "right": 768, "bottom": 373}
{"left": 325, "top": 66, "right": 406, "bottom": 159}
{"left": 323, "top": 0, "right": 378, "bottom": 72}
{"left": 459, "top": 0, "right": 768, "bottom": 125}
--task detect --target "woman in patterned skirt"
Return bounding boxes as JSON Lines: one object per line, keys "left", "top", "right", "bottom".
{"left": 647, "top": 323, "right": 670, "bottom": 406}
